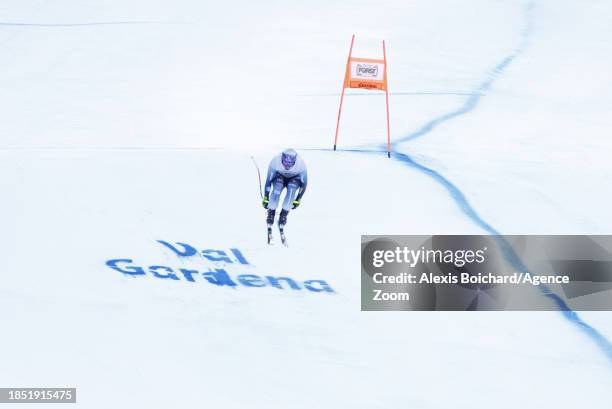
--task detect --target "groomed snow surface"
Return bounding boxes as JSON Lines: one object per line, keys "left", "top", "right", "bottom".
{"left": 2, "top": 0, "right": 612, "bottom": 408}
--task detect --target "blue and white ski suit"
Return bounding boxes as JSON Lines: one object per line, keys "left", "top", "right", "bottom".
{"left": 264, "top": 153, "right": 308, "bottom": 211}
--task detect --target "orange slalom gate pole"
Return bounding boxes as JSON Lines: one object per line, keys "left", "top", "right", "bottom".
{"left": 383, "top": 40, "right": 391, "bottom": 158}
{"left": 333, "top": 34, "right": 355, "bottom": 151}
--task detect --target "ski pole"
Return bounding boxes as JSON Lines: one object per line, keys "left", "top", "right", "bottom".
{"left": 250, "top": 155, "right": 263, "bottom": 200}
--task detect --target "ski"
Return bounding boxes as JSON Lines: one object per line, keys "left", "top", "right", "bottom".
{"left": 267, "top": 226, "right": 273, "bottom": 245}
{"left": 279, "top": 225, "right": 288, "bottom": 247}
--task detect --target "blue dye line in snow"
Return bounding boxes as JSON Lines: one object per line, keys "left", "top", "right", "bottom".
{"left": 393, "top": 1, "right": 534, "bottom": 144}
{"left": 392, "top": 152, "right": 500, "bottom": 235}
{"left": 388, "top": 0, "right": 612, "bottom": 362}
{"left": 313, "top": 0, "right": 612, "bottom": 362}
{"left": 390, "top": 152, "right": 612, "bottom": 362}
{"left": 319, "top": 147, "right": 612, "bottom": 362}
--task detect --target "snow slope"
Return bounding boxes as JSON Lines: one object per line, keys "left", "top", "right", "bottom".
{"left": 2, "top": 0, "right": 611, "bottom": 408}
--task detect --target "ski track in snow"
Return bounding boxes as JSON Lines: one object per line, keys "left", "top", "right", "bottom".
{"left": 312, "top": 0, "right": 612, "bottom": 363}
{"left": 0, "top": 21, "right": 190, "bottom": 27}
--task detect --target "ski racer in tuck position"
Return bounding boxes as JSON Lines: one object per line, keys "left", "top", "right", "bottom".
{"left": 262, "top": 148, "right": 308, "bottom": 245}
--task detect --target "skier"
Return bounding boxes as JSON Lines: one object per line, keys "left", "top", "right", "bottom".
{"left": 262, "top": 148, "right": 308, "bottom": 245}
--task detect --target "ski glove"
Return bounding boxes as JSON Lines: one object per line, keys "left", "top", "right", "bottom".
{"left": 262, "top": 196, "right": 270, "bottom": 209}
{"left": 292, "top": 199, "right": 300, "bottom": 209}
